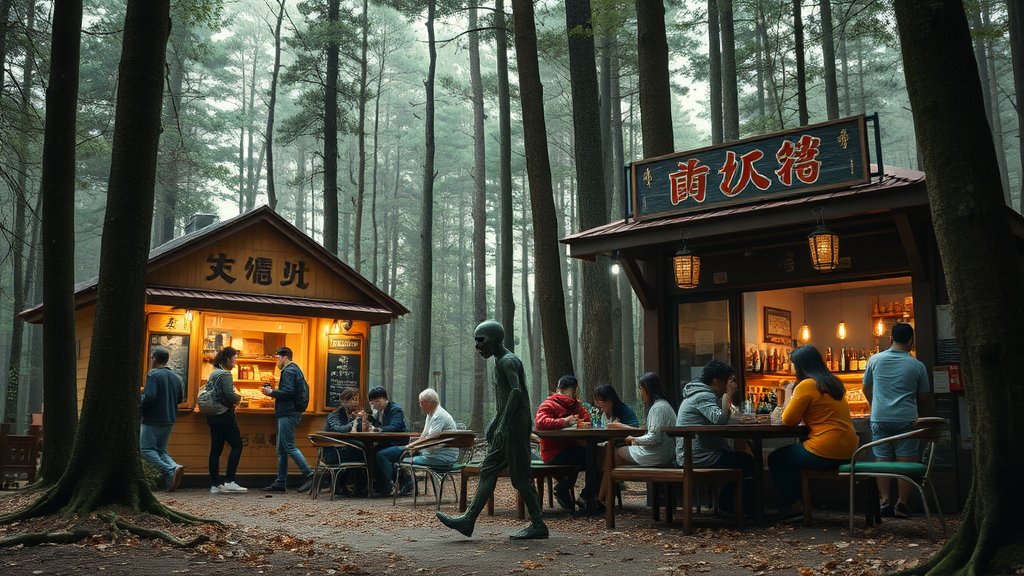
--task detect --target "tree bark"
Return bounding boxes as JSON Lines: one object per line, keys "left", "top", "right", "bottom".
{"left": 635, "top": 0, "right": 673, "bottom": 156}
{"left": 410, "top": 0, "right": 438, "bottom": 422}
{"left": 720, "top": 0, "right": 738, "bottom": 141}
{"left": 0, "top": 0, "right": 12, "bottom": 95}
{"left": 793, "top": 0, "right": 808, "bottom": 126}
{"left": 469, "top": 3, "right": 487, "bottom": 432}
{"left": 265, "top": 0, "right": 285, "bottom": 211}
{"left": 1008, "top": 0, "right": 1024, "bottom": 212}
{"left": 496, "top": 0, "right": 515, "bottom": 351}
{"left": 512, "top": 0, "right": 575, "bottom": 387}
{"left": 154, "top": 28, "right": 184, "bottom": 246}
{"left": 820, "top": 0, "right": 839, "bottom": 120}
{"left": 708, "top": 0, "right": 723, "bottom": 144}
{"left": 839, "top": 29, "right": 851, "bottom": 116}
{"left": 353, "top": 0, "right": 369, "bottom": 273}
{"left": 323, "top": 0, "right": 340, "bottom": 253}
{"left": 894, "top": 0, "right": 1024, "bottom": 573}
{"left": 36, "top": 0, "right": 81, "bottom": 485}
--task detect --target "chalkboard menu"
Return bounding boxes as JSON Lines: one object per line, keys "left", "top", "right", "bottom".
{"left": 326, "top": 336, "right": 362, "bottom": 408}
{"left": 147, "top": 332, "right": 190, "bottom": 402}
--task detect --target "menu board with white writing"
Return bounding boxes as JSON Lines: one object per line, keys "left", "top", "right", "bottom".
{"left": 325, "top": 336, "right": 362, "bottom": 408}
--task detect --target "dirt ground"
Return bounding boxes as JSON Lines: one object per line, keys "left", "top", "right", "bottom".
{"left": 0, "top": 479, "right": 948, "bottom": 575}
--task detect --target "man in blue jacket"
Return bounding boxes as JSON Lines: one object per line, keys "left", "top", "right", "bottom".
{"left": 140, "top": 347, "right": 186, "bottom": 491}
{"left": 367, "top": 386, "right": 412, "bottom": 496}
{"left": 261, "top": 346, "right": 314, "bottom": 492}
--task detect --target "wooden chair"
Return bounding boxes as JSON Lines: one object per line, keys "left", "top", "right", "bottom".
{"left": 838, "top": 417, "right": 948, "bottom": 541}
{"left": 1, "top": 423, "right": 41, "bottom": 488}
{"left": 307, "top": 434, "right": 372, "bottom": 501}
{"left": 392, "top": 434, "right": 480, "bottom": 509}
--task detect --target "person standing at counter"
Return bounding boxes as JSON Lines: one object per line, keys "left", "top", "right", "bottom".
{"left": 863, "top": 322, "right": 929, "bottom": 519}
{"left": 262, "top": 346, "right": 314, "bottom": 493}
{"left": 535, "top": 374, "right": 592, "bottom": 510}
{"left": 206, "top": 346, "right": 248, "bottom": 494}
{"left": 140, "top": 347, "right": 185, "bottom": 492}
{"left": 769, "top": 344, "right": 858, "bottom": 523}
{"left": 367, "top": 386, "right": 412, "bottom": 496}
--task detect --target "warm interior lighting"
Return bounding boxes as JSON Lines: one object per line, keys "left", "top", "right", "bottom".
{"left": 800, "top": 323, "right": 811, "bottom": 343}
{"left": 875, "top": 317, "right": 886, "bottom": 337}
{"left": 837, "top": 321, "right": 847, "bottom": 340}
{"left": 331, "top": 319, "right": 341, "bottom": 334}
{"left": 673, "top": 231, "right": 700, "bottom": 289}
{"left": 808, "top": 208, "right": 840, "bottom": 272}
{"left": 183, "top": 310, "right": 194, "bottom": 323}
{"left": 837, "top": 282, "right": 846, "bottom": 339}
{"left": 611, "top": 263, "right": 620, "bottom": 275}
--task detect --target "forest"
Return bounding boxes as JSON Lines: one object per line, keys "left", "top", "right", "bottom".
{"left": 0, "top": 0, "right": 1020, "bottom": 433}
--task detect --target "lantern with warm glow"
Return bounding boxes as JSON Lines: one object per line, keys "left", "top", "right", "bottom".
{"left": 673, "top": 244, "right": 701, "bottom": 289}
{"left": 808, "top": 208, "right": 840, "bottom": 272}
{"left": 875, "top": 317, "right": 886, "bottom": 337}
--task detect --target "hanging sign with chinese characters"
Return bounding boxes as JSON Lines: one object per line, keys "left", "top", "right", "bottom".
{"left": 630, "top": 115, "right": 870, "bottom": 222}
{"left": 204, "top": 252, "right": 311, "bottom": 290}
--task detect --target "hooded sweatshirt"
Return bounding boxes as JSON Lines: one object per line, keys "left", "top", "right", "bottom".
{"left": 535, "top": 392, "right": 591, "bottom": 463}
{"left": 675, "top": 381, "right": 732, "bottom": 467}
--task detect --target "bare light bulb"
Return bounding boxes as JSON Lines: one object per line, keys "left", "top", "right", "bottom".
{"left": 837, "top": 321, "right": 847, "bottom": 340}
{"left": 800, "top": 323, "right": 811, "bottom": 343}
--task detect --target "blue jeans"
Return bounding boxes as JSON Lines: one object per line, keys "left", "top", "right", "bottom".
{"left": 376, "top": 445, "right": 409, "bottom": 486}
{"left": 275, "top": 413, "right": 312, "bottom": 484}
{"left": 402, "top": 454, "right": 455, "bottom": 468}
{"left": 140, "top": 423, "right": 178, "bottom": 477}
{"left": 768, "top": 442, "right": 848, "bottom": 507}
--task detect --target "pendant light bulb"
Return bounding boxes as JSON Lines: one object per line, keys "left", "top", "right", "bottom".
{"left": 800, "top": 323, "right": 811, "bottom": 343}
{"left": 838, "top": 321, "right": 847, "bottom": 340}
{"left": 875, "top": 318, "right": 885, "bottom": 337}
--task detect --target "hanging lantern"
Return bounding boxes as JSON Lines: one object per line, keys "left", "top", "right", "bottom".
{"left": 875, "top": 317, "right": 886, "bottom": 337}
{"left": 673, "top": 243, "right": 701, "bottom": 289}
{"left": 808, "top": 208, "right": 840, "bottom": 272}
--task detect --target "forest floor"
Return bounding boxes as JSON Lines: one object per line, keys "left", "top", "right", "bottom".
{"left": 0, "top": 479, "right": 949, "bottom": 575}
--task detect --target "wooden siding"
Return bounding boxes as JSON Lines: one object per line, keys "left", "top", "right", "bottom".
{"left": 147, "top": 221, "right": 368, "bottom": 302}
{"left": 75, "top": 306, "right": 95, "bottom": 411}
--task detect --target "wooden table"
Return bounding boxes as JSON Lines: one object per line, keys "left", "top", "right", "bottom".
{"left": 663, "top": 424, "right": 808, "bottom": 523}
{"left": 533, "top": 427, "right": 642, "bottom": 515}
{"left": 318, "top": 431, "right": 415, "bottom": 496}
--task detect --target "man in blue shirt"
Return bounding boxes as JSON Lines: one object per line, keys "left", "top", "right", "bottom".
{"left": 261, "top": 346, "right": 314, "bottom": 492}
{"left": 140, "top": 347, "right": 185, "bottom": 491}
{"left": 863, "top": 323, "right": 929, "bottom": 518}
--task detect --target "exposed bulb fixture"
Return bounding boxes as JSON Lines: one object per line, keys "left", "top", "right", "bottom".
{"left": 800, "top": 322, "right": 811, "bottom": 343}
{"left": 837, "top": 282, "right": 846, "bottom": 340}
{"left": 611, "top": 263, "right": 620, "bottom": 275}
{"left": 875, "top": 317, "right": 885, "bottom": 337}
{"left": 838, "top": 321, "right": 847, "bottom": 340}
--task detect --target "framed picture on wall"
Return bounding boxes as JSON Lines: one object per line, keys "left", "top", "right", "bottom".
{"left": 764, "top": 307, "right": 792, "bottom": 344}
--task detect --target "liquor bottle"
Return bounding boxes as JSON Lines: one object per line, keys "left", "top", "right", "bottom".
{"left": 757, "top": 394, "right": 769, "bottom": 414}
{"left": 769, "top": 348, "right": 777, "bottom": 372}
{"left": 754, "top": 350, "right": 762, "bottom": 373}
{"left": 839, "top": 347, "right": 847, "bottom": 372}
{"left": 826, "top": 347, "right": 833, "bottom": 370}
{"left": 858, "top": 349, "right": 867, "bottom": 371}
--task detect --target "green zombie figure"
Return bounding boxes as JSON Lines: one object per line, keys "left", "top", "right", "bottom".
{"left": 436, "top": 320, "right": 549, "bottom": 539}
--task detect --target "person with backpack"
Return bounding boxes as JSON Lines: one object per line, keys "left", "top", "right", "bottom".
{"left": 261, "top": 346, "right": 314, "bottom": 493}
{"left": 205, "top": 346, "right": 247, "bottom": 494}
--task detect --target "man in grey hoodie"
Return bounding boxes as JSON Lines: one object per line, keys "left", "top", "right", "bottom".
{"left": 675, "top": 360, "right": 754, "bottom": 516}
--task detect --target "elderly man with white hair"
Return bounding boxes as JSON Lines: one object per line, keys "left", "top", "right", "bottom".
{"left": 401, "top": 388, "right": 459, "bottom": 469}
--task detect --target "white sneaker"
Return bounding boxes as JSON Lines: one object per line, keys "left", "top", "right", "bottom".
{"left": 221, "top": 481, "right": 247, "bottom": 493}
{"left": 210, "top": 485, "right": 224, "bottom": 495}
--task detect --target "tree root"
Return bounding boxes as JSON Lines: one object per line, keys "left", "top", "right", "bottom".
{"left": 0, "top": 529, "right": 92, "bottom": 547}
{"left": 100, "top": 513, "right": 209, "bottom": 548}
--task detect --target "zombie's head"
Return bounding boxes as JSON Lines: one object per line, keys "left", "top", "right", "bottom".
{"left": 474, "top": 320, "right": 505, "bottom": 359}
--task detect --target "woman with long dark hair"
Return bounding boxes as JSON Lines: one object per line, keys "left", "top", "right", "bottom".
{"left": 768, "top": 344, "right": 858, "bottom": 522}
{"left": 593, "top": 384, "right": 640, "bottom": 428}
{"left": 598, "top": 372, "right": 677, "bottom": 506}
{"left": 205, "top": 346, "right": 246, "bottom": 494}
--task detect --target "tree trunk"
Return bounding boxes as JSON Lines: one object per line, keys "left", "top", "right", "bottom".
{"left": 496, "top": 0, "right": 515, "bottom": 352}
{"left": 265, "top": 0, "right": 285, "bottom": 211}
{"left": 295, "top": 145, "right": 307, "bottom": 231}
{"left": 820, "top": 0, "right": 839, "bottom": 120}
{"left": 323, "top": 0, "right": 340, "bottom": 253}
{"left": 635, "top": 0, "right": 673, "bottom": 156}
{"left": 756, "top": 22, "right": 765, "bottom": 119}
{"left": 566, "top": 0, "right": 613, "bottom": 389}
{"left": 793, "top": 0, "right": 808, "bottom": 126}
{"left": 982, "top": 5, "right": 1010, "bottom": 204}
{"left": 512, "top": 0, "right": 575, "bottom": 387}
{"left": 353, "top": 0, "right": 369, "bottom": 273}
{"left": 856, "top": 35, "right": 866, "bottom": 114}
{"left": 245, "top": 50, "right": 258, "bottom": 211}
{"left": 154, "top": 28, "right": 184, "bottom": 246}
{"left": 610, "top": 51, "right": 635, "bottom": 403}
{"left": 35, "top": 0, "right": 80, "bottom": 485}
{"left": 720, "top": 0, "right": 738, "bottom": 141}
{"left": 469, "top": 3, "right": 487, "bottom": 432}
{"left": 410, "top": 0, "right": 437, "bottom": 422}
{"left": 1009, "top": 0, "right": 1024, "bottom": 212}
{"left": 894, "top": 0, "right": 1024, "bottom": 573}
{"left": 839, "top": 30, "right": 851, "bottom": 116}
{"left": 708, "top": 0, "right": 723, "bottom": 144}
{"left": 0, "top": 0, "right": 12, "bottom": 95}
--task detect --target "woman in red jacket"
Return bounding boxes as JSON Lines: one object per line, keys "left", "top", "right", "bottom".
{"left": 534, "top": 375, "right": 592, "bottom": 510}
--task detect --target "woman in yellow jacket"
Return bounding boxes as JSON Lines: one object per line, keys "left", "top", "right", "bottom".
{"left": 769, "top": 344, "right": 859, "bottom": 522}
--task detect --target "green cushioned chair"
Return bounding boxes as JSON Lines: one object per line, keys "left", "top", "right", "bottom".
{"left": 837, "top": 417, "right": 947, "bottom": 541}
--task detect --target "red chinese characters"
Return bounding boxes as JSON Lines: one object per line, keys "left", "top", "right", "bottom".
{"left": 719, "top": 149, "right": 771, "bottom": 197}
{"left": 775, "top": 134, "right": 822, "bottom": 186}
{"left": 669, "top": 158, "right": 711, "bottom": 204}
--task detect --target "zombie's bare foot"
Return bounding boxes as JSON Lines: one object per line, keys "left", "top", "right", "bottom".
{"left": 509, "top": 521, "right": 549, "bottom": 540}
{"left": 436, "top": 511, "right": 475, "bottom": 537}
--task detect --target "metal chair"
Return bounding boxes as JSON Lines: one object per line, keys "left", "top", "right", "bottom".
{"left": 392, "top": 433, "right": 480, "bottom": 509}
{"left": 838, "top": 417, "right": 948, "bottom": 541}
{"left": 307, "top": 434, "right": 371, "bottom": 501}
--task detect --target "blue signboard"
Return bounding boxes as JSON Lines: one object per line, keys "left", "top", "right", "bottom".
{"left": 630, "top": 116, "right": 870, "bottom": 221}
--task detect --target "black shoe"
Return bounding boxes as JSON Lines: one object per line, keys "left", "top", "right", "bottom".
{"left": 399, "top": 483, "right": 414, "bottom": 496}
{"left": 554, "top": 485, "right": 573, "bottom": 510}
{"left": 575, "top": 497, "right": 605, "bottom": 513}
{"left": 261, "top": 483, "right": 286, "bottom": 492}
{"left": 880, "top": 500, "right": 895, "bottom": 517}
{"left": 777, "top": 509, "right": 804, "bottom": 524}
{"left": 894, "top": 502, "right": 911, "bottom": 518}
{"left": 297, "top": 475, "right": 315, "bottom": 493}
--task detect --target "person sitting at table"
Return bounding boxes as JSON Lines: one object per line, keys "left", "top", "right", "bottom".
{"left": 593, "top": 384, "right": 641, "bottom": 428}
{"left": 599, "top": 372, "right": 677, "bottom": 506}
{"left": 401, "top": 387, "right": 459, "bottom": 469}
{"left": 535, "top": 375, "right": 592, "bottom": 510}
{"left": 321, "top": 387, "right": 368, "bottom": 495}
{"left": 768, "top": 344, "right": 859, "bottom": 523}
{"left": 367, "top": 386, "right": 413, "bottom": 496}
{"left": 675, "top": 359, "right": 754, "bottom": 517}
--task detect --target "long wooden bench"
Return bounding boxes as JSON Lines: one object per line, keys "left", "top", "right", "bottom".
{"left": 605, "top": 465, "right": 744, "bottom": 533}
{"left": 1, "top": 423, "right": 41, "bottom": 488}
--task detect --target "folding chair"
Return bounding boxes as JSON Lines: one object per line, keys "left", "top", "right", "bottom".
{"left": 307, "top": 434, "right": 371, "bottom": 501}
